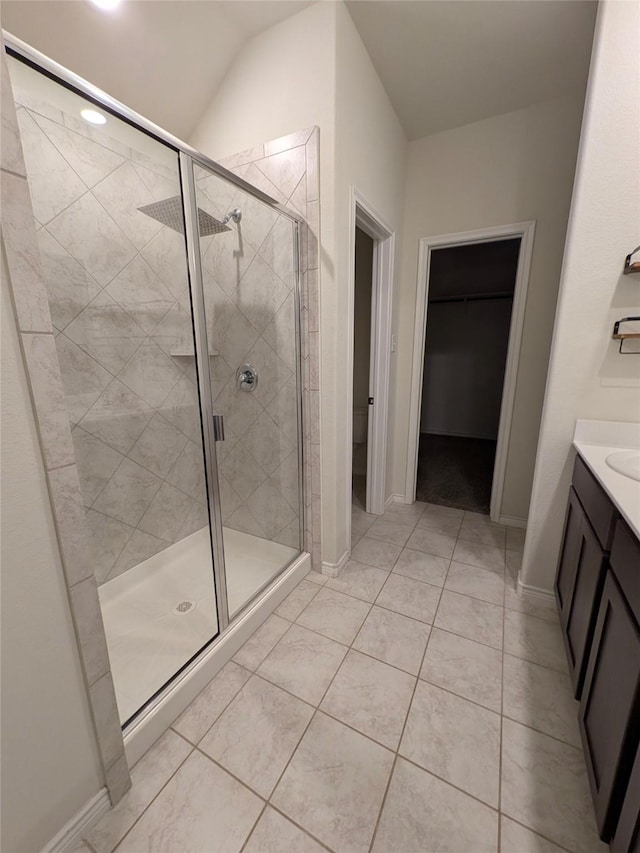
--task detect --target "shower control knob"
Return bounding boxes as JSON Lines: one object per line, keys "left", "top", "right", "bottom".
{"left": 236, "top": 363, "right": 258, "bottom": 392}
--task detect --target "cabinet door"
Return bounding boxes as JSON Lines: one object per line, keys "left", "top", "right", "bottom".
{"left": 579, "top": 571, "right": 640, "bottom": 841}
{"left": 555, "top": 489, "right": 608, "bottom": 696}
{"left": 556, "top": 488, "right": 583, "bottom": 617}
{"left": 610, "top": 742, "right": 640, "bottom": 853}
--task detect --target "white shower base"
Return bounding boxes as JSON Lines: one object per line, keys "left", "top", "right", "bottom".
{"left": 98, "top": 527, "right": 297, "bottom": 723}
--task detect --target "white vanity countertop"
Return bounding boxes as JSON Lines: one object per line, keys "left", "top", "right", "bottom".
{"left": 573, "top": 419, "right": 640, "bottom": 540}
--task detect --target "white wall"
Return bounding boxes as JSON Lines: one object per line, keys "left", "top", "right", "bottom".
{"left": 522, "top": 0, "right": 640, "bottom": 592}
{"left": 393, "top": 93, "right": 586, "bottom": 520}
{"left": 332, "top": 1, "right": 407, "bottom": 557}
{"left": 189, "top": 0, "right": 338, "bottom": 373}
{"left": 1, "top": 246, "right": 103, "bottom": 852}
{"left": 191, "top": 1, "right": 408, "bottom": 566}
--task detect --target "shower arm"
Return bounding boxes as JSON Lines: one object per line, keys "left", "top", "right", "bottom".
{"left": 222, "top": 208, "right": 242, "bottom": 225}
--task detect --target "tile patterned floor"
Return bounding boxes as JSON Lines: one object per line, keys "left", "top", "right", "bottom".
{"left": 78, "top": 502, "right": 608, "bottom": 853}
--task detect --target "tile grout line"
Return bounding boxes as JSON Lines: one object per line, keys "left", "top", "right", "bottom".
{"left": 266, "top": 561, "right": 386, "bottom": 849}
{"left": 367, "top": 549, "right": 456, "bottom": 853}
{"left": 1, "top": 164, "right": 29, "bottom": 180}
{"left": 101, "top": 731, "right": 195, "bottom": 852}
{"left": 276, "top": 527, "right": 559, "bottom": 695}
{"left": 237, "top": 801, "right": 269, "bottom": 853}
{"left": 257, "top": 588, "right": 381, "bottom": 851}
{"left": 29, "top": 104, "right": 135, "bottom": 192}
{"left": 263, "top": 802, "right": 335, "bottom": 853}
{"left": 498, "top": 536, "right": 507, "bottom": 852}
{"left": 169, "top": 661, "right": 254, "bottom": 748}
{"left": 501, "top": 815, "right": 577, "bottom": 853}
{"left": 389, "top": 752, "right": 504, "bottom": 814}
{"left": 256, "top": 530, "right": 432, "bottom": 850}
{"left": 236, "top": 639, "right": 522, "bottom": 823}
{"left": 103, "top": 503, "right": 523, "bottom": 852}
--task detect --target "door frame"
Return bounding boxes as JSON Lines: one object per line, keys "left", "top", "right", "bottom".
{"left": 405, "top": 221, "right": 536, "bottom": 523}
{"left": 346, "top": 188, "right": 395, "bottom": 519}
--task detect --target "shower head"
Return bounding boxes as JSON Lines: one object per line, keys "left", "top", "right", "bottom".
{"left": 137, "top": 196, "right": 231, "bottom": 237}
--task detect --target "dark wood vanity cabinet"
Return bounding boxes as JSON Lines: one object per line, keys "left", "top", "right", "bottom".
{"left": 578, "top": 555, "right": 640, "bottom": 841}
{"left": 556, "top": 455, "right": 640, "bottom": 849}
{"left": 555, "top": 456, "right": 617, "bottom": 697}
{"left": 611, "top": 740, "right": 640, "bottom": 853}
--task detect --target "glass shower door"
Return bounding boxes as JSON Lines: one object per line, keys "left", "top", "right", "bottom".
{"left": 8, "top": 55, "right": 222, "bottom": 724}
{"left": 185, "top": 160, "right": 303, "bottom": 618}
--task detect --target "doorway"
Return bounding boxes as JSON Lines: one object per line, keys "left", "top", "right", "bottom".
{"left": 406, "top": 222, "right": 536, "bottom": 521}
{"left": 418, "top": 239, "right": 519, "bottom": 513}
{"left": 347, "top": 191, "right": 395, "bottom": 525}
{"left": 352, "top": 227, "right": 374, "bottom": 510}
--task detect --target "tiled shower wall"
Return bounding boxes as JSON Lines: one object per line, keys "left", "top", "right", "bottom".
{"left": 3, "top": 42, "right": 320, "bottom": 810}
{"left": 13, "top": 82, "right": 315, "bottom": 582}
{"left": 216, "top": 129, "right": 321, "bottom": 570}
{"left": 13, "top": 86, "right": 210, "bottom": 585}
{"left": 189, "top": 167, "right": 302, "bottom": 550}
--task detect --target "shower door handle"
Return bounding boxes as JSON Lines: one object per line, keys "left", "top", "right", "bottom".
{"left": 212, "top": 414, "right": 225, "bottom": 442}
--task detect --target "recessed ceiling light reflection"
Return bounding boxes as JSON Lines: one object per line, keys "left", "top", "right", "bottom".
{"left": 81, "top": 109, "right": 107, "bottom": 126}
{"left": 89, "top": 0, "right": 121, "bottom": 10}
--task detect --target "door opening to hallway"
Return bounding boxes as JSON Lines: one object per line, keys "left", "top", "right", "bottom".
{"left": 352, "top": 225, "right": 374, "bottom": 511}
{"left": 416, "top": 238, "right": 521, "bottom": 515}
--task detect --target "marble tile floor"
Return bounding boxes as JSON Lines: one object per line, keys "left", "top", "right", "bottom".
{"left": 82, "top": 501, "right": 606, "bottom": 853}
{"left": 99, "top": 526, "right": 296, "bottom": 723}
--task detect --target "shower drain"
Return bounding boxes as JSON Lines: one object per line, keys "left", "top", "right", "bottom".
{"left": 173, "top": 599, "right": 196, "bottom": 615}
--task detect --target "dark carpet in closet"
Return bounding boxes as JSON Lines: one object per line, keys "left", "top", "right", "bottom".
{"left": 416, "top": 433, "right": 497, "bottom": 514}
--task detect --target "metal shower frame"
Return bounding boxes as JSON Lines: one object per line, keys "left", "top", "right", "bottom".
{"left": 4, "top": 31, "right": 307, "bottom": 637}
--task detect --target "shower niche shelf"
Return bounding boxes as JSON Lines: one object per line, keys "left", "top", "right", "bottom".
{"left": 170, "top": 349, "right": 220, "bottom": 358}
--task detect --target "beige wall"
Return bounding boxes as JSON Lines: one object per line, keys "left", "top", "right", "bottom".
{"left": 522, "top": 0, "right": 640, "bottom": 592}
{"left": 330, "top": 1, "right": 407, "bottom": 560}
{"left": 189, "top": 0, "right": 336, "bottom": 287}
{"left": 191, "top": 1, "right": 408, "bottom": 566}
{"left": 190, "top": 2, "right": 336, "bottom": 163}
{"left": 392, "top": 93, "right": 586, "bottom": 519}
{"left": 1, "top": 246, "right": 103, "bottom": 852}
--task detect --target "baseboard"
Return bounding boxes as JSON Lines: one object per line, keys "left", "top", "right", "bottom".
{"left": 498, "top": 514, "right": 528, "bottom": 529}
{"left": 517, "top": 577, "right": 555, "bottom": 603}
{"left": 41, "top": 788, "right": 110, "bottom": 853}
{"left": 322, "top": 550, "right": 350, "bottom": 578}
{"left": 390, "top": 494, "right": 410, "bottom": 506}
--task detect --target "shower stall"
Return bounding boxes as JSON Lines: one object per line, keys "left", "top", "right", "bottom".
{"left": 6, "top": 47, "right": 306, "bottom": 727}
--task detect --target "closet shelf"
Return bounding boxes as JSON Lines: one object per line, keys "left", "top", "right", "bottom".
{"left": 429, "top": 291, "right": 513, "bottom": 304}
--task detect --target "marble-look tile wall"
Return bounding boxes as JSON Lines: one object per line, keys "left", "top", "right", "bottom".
{"left": 192, "top": 167, "right": 301, "bottom": 551}
{"left": 216, "top": 128, "right": 321, "bottom": 570}
{"left": 12, "top": 86, "right": 211, "bottom": 585}
{"left": 14, "top": 79, "right": 316, "bottom": 579}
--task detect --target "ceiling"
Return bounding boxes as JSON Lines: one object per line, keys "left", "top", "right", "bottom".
{"left": 1, "top": 0, "right": 596, "bottom": 142}
{"left": 0, "top": 1, "right": 314, "bottom": 138}
{"left": 346, "top": 1, "right": 597, "bottom": 139}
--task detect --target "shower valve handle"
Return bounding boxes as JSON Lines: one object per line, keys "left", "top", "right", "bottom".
{"left": 236, "top": 363, "right": 258, "bottom": 392}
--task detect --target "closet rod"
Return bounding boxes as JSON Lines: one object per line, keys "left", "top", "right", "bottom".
{"left": 429, "top": 292, "right": 514, "bottom": 304}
